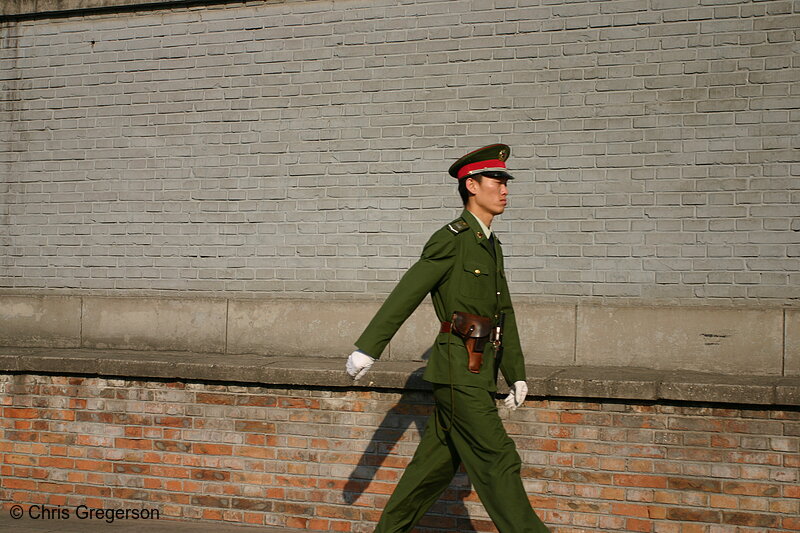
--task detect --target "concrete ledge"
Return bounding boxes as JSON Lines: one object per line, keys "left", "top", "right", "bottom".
{"left": 787, "top": 309, "right": 800, "bottom": 376}
{"left": 82, "top": 297, "right": 228, "bottom": 353}
{"left": 0, "top": 295, "right": 81, "bottom": 348}
{"left": 2, "top": 295, "right": 796, "bottom": 377}
{"left": 0, "top": 347, "right": 797, "bottom": 407}
{"left": 227, "top": 299, "right": 382, "bottom": 359}
{"left": 576, "top": 305, "right": 785, "bottom": 375}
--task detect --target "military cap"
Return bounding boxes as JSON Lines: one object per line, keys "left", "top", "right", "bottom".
{"left": 448, "top": 143, "right": 513, "bottom": 180}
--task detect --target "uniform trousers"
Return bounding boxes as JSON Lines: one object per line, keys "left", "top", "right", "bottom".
{"left": 374, "top": 384, "right": 549, "bottom": 533}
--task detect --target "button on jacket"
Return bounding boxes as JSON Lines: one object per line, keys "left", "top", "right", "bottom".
{"left": 355, "top": 209, "right": 525, "bottom": 391}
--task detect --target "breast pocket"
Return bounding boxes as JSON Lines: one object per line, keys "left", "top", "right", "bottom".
{"left": 460, "top": 261, "right": 493, "bottom": 300}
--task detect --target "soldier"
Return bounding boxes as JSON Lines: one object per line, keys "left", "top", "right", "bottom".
{"left": 346, "top": 144, "right": 550, "bottom": 533}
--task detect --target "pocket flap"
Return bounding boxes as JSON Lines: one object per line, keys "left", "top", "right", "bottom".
{"left": 463, "top": 262, "right": 490, "bottom": 277}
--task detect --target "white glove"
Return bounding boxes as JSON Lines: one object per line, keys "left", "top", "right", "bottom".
{"left": 504, "top": 380, "right": 528, "bottom": 410}
{"left": 346, "top": 350, "right": 375, "bottom": 380}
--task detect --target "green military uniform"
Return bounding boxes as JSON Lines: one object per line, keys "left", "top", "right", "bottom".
{"left": 356, "top": 209, "right": 524, "bottom": 389}
{"left": 356, "top": 181, "right": 550, "bottom": 531}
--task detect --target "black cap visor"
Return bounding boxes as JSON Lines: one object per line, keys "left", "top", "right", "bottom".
{"left": 479, "top": 170, "right": 514, "bottom": 180}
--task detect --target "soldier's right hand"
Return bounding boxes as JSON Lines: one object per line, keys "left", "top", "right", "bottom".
{"left": 346, "top": 350, "right": 375, "bottom": 380}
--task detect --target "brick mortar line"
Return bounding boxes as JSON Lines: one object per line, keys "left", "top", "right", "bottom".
{"left": 3, "top": 449, "right": 796, "bottom": 474}
{"left": 2, "top": 442, "right": 796, "bottom": 482}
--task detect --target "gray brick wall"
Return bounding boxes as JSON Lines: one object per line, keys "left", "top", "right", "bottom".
{"left": 1, "top": 0, "right": 798, "bottom": 304}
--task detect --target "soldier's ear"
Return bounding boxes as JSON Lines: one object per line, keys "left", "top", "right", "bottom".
{"left": 465, "top": 177, "right": 481, "bottom": 195}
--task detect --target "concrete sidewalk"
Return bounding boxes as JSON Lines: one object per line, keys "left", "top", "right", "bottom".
{"left": 0, "top": 513, "right": 306, "bottom": 533}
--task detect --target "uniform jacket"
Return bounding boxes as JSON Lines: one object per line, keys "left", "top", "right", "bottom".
{"left": 355, "top": 209, "right": 526, "bottom": 391}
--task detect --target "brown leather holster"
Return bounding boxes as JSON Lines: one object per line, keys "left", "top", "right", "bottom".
{"left": 441, "top": 311, "right": 493, "bottom": 373}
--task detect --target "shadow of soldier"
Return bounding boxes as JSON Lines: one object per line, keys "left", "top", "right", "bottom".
{"left": 343, "top": 364, "right": 482, "bottom": 533}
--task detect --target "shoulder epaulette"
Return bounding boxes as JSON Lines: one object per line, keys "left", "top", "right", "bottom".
{"left": 446, "top": 218, "right": 469, "bottom": 235}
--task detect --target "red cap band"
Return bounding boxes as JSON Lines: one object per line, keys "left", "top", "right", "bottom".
{"left": 456, "top": 159, "right": 507, "bottom": 179}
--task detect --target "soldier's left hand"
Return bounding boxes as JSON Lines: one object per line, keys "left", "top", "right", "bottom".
{"left": 504, "top": 380, "right": 528, "bottom": 410}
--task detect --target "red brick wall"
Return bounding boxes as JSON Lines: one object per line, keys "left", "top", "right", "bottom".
{"left": 1, "top": 374, "right": 798, "bottom": 532}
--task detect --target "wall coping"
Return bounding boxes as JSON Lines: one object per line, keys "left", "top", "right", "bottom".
{"left": 1, "top": 347, "right": 797, "bottom": 408}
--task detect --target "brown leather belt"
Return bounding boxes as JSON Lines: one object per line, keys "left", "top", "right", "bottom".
{"left": 440, "top": 321, "right": 452, "bottom": 334}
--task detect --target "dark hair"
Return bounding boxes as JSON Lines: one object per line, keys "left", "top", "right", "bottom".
{"left": 458, "top": 175, "right": 482, "bottom": 205}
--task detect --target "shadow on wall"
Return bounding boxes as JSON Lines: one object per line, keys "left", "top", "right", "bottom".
{"left": 343, "top": 370, "right": 482, "bottom": 533}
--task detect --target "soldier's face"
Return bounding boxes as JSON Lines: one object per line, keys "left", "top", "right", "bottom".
{"left": 467, "top": 176, "right": 509, "bottom": 217}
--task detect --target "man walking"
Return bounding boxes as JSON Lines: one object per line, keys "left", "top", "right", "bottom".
{"left": 346, "top": 144, "right": 550, "bottom": 532}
